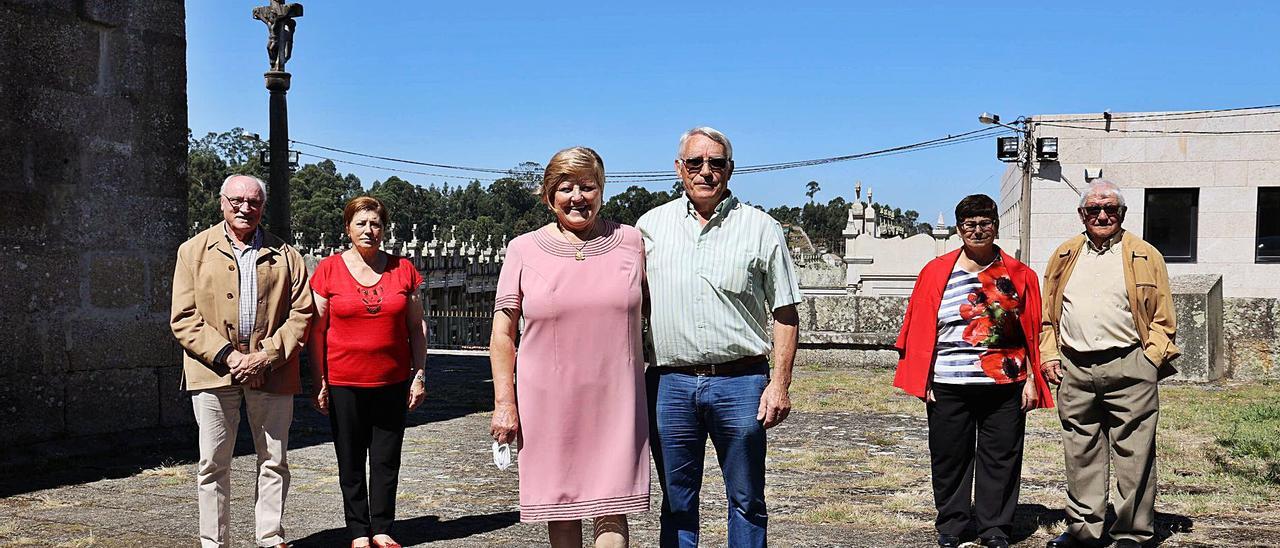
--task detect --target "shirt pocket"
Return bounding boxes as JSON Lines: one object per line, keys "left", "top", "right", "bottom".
{"left": 708, "top": 253, "right": 754, "bottom": 295}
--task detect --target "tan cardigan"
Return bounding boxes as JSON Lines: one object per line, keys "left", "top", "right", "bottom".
{"left": 1039, "top": 230, "right": 1180, "bottom": 379}
{"left": 170, "top": 224, "right": 314, "bottom": 393}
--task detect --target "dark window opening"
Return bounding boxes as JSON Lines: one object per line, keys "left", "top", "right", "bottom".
{"left": 1257, "top": 188, "right": 1280, "bottom": 263}
{"left": 1144, "top": 189, "right": 1198, "bottom": 263}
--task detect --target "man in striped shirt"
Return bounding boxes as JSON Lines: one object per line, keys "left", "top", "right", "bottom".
{"left": 638, "top": 127, "right": 802, "bottom": 548}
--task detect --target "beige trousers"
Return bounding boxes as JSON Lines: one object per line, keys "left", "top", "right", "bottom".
{"left": 1057, "top": 345, "right": 1159, "bottom": 545}
{"left": 192, "top": 386, "right": 293, "bottom": 547}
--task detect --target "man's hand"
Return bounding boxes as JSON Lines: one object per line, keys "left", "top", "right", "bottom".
{"left": 1043, "top": 359, "right": 1063, "bottom": 385}
{"left": 231, "top": 351, "right": 271, "bottom": 383}
{"left": 757, "top": 381, "right": 791, "bottom": 429}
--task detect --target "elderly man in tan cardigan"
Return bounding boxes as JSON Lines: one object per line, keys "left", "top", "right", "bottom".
{"left": 1039, "top": 180, "right": 1179, "bottom": 548}
{"left": 171, "top": 174, "right": 314, "bottom": 548}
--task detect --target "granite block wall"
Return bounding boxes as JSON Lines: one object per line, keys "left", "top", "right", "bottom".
{"left": 0, "top": 0, "right": 188, "bottom": 447}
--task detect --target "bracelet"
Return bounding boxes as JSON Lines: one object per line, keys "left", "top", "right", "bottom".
{"left": 412, "top": 368, "right": 426, "bottom": 382}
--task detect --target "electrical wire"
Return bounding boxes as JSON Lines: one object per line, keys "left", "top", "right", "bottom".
{"left": 1035, "top": 121, "right": 1280, "bottom": 136}
{"left": 1035, "top": 103, "right": 1280, "bottom": 123}
{"left": 291, "top": 126, "right": 1011, "bottom": 180}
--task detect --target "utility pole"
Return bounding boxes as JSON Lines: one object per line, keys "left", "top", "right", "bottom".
{"left": 1018, "top": 122, "right": 1034, "bottom": 262}
{"left": 253, "top": 0, "right": 303, "bottom": 241}
{"left": 979, "top": 112, "right": 1037, "bottom": 261}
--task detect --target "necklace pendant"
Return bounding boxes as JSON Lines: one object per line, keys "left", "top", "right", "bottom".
{"left": 575, "top": 251, "right": 585, "bottom": 261}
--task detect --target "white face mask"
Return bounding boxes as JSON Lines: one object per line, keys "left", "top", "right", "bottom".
{"left": 492, "top": 441, "right": 515, "bottom": 471}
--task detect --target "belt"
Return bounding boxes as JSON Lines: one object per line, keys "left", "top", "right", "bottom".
{"left": 663, "top": 355, "right": 768, "bottom": 376}
{"left": 1062, "top": 343, "right": 1140, "bottom": 366}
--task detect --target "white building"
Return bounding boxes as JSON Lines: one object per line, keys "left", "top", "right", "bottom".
{"left": 998, "top": 108, "right": 1280, "bottom": 297}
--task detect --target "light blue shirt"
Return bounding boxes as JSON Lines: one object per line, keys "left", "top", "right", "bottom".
{"left": 637, "top": 193, "right": 802, "bottom": 367}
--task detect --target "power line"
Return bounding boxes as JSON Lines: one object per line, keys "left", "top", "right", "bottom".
{"left": 1035, "top": 121, "right": 1280, "bottom": 136}
{"left": 1039, "top": 103, "right": 1280, "bottom": 122}
{"left": 293, "top": 126, "right": 1010, "bottom": 181}
{"left": 296, "top": 152, "right": 504, "bottom": 182}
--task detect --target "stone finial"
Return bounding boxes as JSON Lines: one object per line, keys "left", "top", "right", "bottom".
{"left": 855, "top": 180, "right": 862, "bottom": 201}
{"left": 389, "top": 223, "right": 398, "bottom": 243}
{"left": 935, "top": 212, "right": 946, "bottom": 229}
{"left": 411, "top": 223, "right": 419, "bottom": 242}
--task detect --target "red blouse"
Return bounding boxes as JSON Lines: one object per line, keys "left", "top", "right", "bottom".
{"left": 893, "top": 248, "right": 1054, "bottom": 409}
{"left": 310, "top": 253, "right": 423, "bottom": 387}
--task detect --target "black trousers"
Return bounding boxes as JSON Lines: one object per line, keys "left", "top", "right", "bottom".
{"left": 926, "top": 381, "right": 1026, "bottom": 540}
{"left": 329, "top": 380, "right": 410, "bottom": 539}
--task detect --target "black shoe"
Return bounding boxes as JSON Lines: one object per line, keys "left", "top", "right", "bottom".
{"left": 1112, "top": 540, "right": 1141, "bottom": 548}
{"left": 1047, "top": 532, "right": 1084, "bottom": 548}
{"left": 982, "top": 537, "right": 1010, "bottom": 548}
{"left": 938, "top": 534, "right": 961, "bottom": 548}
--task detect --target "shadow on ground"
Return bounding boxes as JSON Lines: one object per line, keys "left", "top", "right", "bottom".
{"left": 0, "top": 354, "right": 493, "bottom": 498}
{"left": 1011, "top": 504, "right": 1195, "bottom": 546}
{"left": 291, "top": 511, "right": 519, "bottom": 546}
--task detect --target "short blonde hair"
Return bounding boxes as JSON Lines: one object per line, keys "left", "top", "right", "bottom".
{"left": 540, "top": 147, "right": 605, "bottom": 207}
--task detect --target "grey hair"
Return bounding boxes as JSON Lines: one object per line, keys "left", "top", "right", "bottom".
{"left": 1078, "top": 179, "right": 1125, "bottom": 208}
{"left": 220, "top": 174, "right": 268, "bottom": 201}
{"left": 677, "top": 126, "right": 733, "bottom": 160}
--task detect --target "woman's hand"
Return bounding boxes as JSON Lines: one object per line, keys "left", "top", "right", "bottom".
{"left": 312, "top": 382, "right": 329, "bottom": 415}
{"left": 919, "top": 386, "right": 936, "bottom": 403}
{"left": 490, "top": 402, "right": 520, "bottom": 445}
{"left": 407, "top": 372, "right": 426, "bottom": 411}
{"left": 1021, "top": 379, "right": 1039, "bottom": 411}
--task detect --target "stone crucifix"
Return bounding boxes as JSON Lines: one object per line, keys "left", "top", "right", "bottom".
{"left": 252, "top": 0, "right": 304, "bottom": 72}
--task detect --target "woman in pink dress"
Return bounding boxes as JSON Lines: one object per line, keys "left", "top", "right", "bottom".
{"left": 489, "top": 146, "right": 649, "bottom": 547}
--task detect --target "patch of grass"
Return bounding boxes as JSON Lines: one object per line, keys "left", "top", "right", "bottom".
{"left": 772, "top": 447, "right": 869, "bottom": 473}
{"left": 1214, "top": 401, "right": 1280, "bottom": 483}
{"left": 54, "top": 534, "right": 97, "bottom": 548}
{"left": 797, "top": 502, "right": 919, "bottom": 531}
{"left": 138, "top": 460, "right": 189, "bottom": 486}
{"left": 790, "top": 368, "right": 920, "bottom": 416}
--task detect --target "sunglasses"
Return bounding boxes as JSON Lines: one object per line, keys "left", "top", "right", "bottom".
{"left": 680, "top": 156, "right": 730, "bottom": 172}
{"left": 1079, "top": 205, "right": 1124, "bottom": 217}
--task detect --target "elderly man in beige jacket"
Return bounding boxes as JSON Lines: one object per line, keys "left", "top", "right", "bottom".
{"left": 1039, "top": 180, "right": 1179, "bottom": 548}
{"left": 171, "top": 174, "right": 314, "bottom": 548}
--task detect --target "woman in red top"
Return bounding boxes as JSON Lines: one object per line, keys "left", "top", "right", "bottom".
{"left": 894, "top": 194, "right": 1052, "bottom": 548}
{"left": 308, "top": 196, "right": 427, "bottom": 548}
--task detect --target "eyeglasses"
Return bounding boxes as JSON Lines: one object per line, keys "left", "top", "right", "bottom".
{"left": 223, "top": 195, "right": 264, "bottom": 210}
{"left": 680, "top": 156, "right": 730, "bottom": 172}
{"left": 959, "top": 220, "right": 996, "bottom": 232}
{"left": 1080, "top": 205, "right": 1123, "bottom": 218}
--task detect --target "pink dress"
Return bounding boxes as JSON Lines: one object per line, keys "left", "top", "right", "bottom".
{"left": 494, "top": 221, "right": 650, "bottom": 522}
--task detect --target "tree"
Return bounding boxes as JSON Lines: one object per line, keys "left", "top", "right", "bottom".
{"left": 187, "top": 128, "right": 268, "bottom": 232}
{"left": 805, "top": 180, "right": 821, "bottom": 204}
{"left": 290, "top": 160, "right": 362, "bottom": 246}
{"left": 600, "top": 186, "right": 675, "bottom": 226}
{"left": 767, "top": 205, "right": 802, "bottom": 226}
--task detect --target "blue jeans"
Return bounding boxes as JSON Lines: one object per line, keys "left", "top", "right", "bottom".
{"left": 647, "top": 365, "right": 769, "bottom": 548}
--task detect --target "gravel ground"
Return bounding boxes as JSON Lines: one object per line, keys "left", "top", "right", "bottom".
{"left": 0, "top": 354, "right": 1272, "bottom": 547}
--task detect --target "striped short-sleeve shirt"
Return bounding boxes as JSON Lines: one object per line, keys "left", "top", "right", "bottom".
{"left": 637, "top": 193, "right": 803, "bottom": 367}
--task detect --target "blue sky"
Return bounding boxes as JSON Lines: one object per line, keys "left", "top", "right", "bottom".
{"left": 187, "top": 2, "right": 1279, "bottom": 220}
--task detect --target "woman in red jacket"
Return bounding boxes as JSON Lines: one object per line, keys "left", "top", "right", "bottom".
{"left": 894, "top": 194, "right": 1053, "bottom": 548}
{"left": 308, "top": 196, "right": 427, "bottom": 548}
